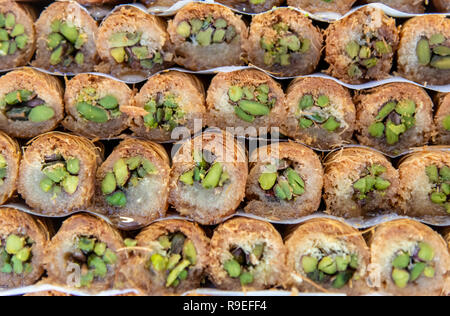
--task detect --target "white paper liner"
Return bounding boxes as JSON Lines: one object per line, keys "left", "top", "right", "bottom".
{"left": 0, "top": 283, "right": 138, "bottom": 296}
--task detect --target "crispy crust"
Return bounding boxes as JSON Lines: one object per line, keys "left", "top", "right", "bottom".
{"left": 433, "top": 93, "right": 450, "bottom": 145}
{"left": 244, "top": 8, "right": 323, "bottom": 77}
{"left": 62, "top": 73, "right": 133, "bottom": 139}
{"left": 117, "top": 219, "right": 210, "bottom": 295}
{"left": 0, "top": 207, "right": 49, "bottom": 288}
{"left": 365, "top": 0, "right": 426, "bottom": 13}
{"left": 208, "top": 217, "right": 286, "bottom": 290}
{"left": 397, "top": 15, "right": 450, "bottom": 86}
{"left": 206, "top": 69, "right": 285, "bottom": 136}
{"left": 216, "top": 0, "right": 284, "bottom": 14}
{"left": 433, "top": 0, "right": 450, "bottom": 12}
{"left": 95, "top": 138, "right": 170, "bottom": 229}
{"left": 325, "top": 6, "right": 399, "bottom": 84}
{"left": 167, "top": 3, "right": 248, "bottom": 70}
{"left": 76, "top": 0, "right": 120, "bottom": 5}
{"left": 245, "top": 141, "right": 323, "bottom": 220}
{"left": 368, "top": 219, "right": 450, "bottom": 296}
{"left": 396, "top": 149, "right": 450, "bottom": 217}
{"left": 128, "top": 71, "right": 206, "bottom": 142}
{"left": 169, "top": 130, "right": 248, "bottom": 225}
{"left": 0, "top": 132, "right": 20, "bottom": 205}
{"left": 323, "top": 147, "right": 399, "bottom": 218}
{"left": 0, "top": 68, "right": 64, "bottom": 139}
{"left": 18, "top": 132, "right": 102, "bottom": 216}
{"left": 33, "top": 1, "right": 98, "bottom": 74}
{"left": 0, "top": 1, "right": 36, "bottom": 69}
{"left": 354, "top": 83, "right": 433, "bottom": 156}
{"left": 278, "top": 77, "right": 356, "bottom": 150}
{"left": 96, "top": 6, "right": 173, "bottom": 79}
{"left": 45, "top": 213, "right": 124, "bottom": 292}
{"left": 284, "top": 218, "right": 370, "bottom": 295}
{"left": 287, "top": 0, "right": 356, "bottom": 15}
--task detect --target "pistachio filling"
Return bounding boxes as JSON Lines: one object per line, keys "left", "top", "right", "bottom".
{"left": 345, "top": 34, "right": 393, "bottom": 79}
{"left": 47, "top": 19, "right": 87, "bottom": 67}
{"left": 0, "top": 89, "right": 55, "bottom": 123}
{"left": 75, "top": 87, "right": 121, "bottom": 124}
{"left": 108, "top": 32, "right": 163, "bottom": 70}
{"left": 301, "top": 251, "right": 359, "bottom": 289}
{"left": 102, "top": 156, "right": 157, "bottom": 208}
{"left": 176, "top": 16, "right": 237, "bottom": 46}
{"left": 227, "top": 84, "right": 276, "bottom": 123}
{"left": 0, "top": 153, "right": 7, "bottom": 186}
{"left": 179, "top": 150, "right": 229, "bottom": 190}
{"left": 368, "top": 99, "right": 416, "bottom": 145}
{"left": 416, "top": 34, "right": 450, "bottom": 70}
{"left": 261, "top": 22, "right": 310, "bottom": 67}
{"left": 71, "top": 236, "right": 117, "bottom": 288}
{"left": 0, "top": 234, "right": 34, "bottom": 275}
{"left": 143, "top": 92, "right": 185, "bottom": 131}
{"left": 147, "top": 232, "right": 197, "bottom": 288}
{"left": 258, "top": 159, "right": 305, "bottom": 202}
{"left": 39, "top": 154, "right": 80, "bottom": 198}
{"left": 425, "top": 165, "right": 450, "bottom": 213}
{"left": 442, "top": 115, "right": 450, "bottom": 131}
{"left": 352, "top": 164, "right": 391, "bottom": 203}
{"left": 223, "top": 243, "right": 265, "bottom": 286}
{"left": 391, "top": 242, "right": 435, "bottom": 289}
{"left": 297, "top": 94, "right": 341, "bottom": 132}
{"left": 0, "top": 12, "right": 28, "bottom": 57}
{"left": 250, "top": 0, "right": 266, "bottom": 4}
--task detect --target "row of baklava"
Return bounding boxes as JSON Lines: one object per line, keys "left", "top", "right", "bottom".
{"left": 70, "top": 0, "right": 450, "bottom": 15}
{"left": 1, "top": 208, "right": 449, "bottom": 296}
{"left": 1, "top": 129, "right": 449, "bottom": 227}
{"left": 0, "top": 67, "right": 448, "bottom": 156}
{"left": 2, "top": 1, "right": 449, "bottom": 84}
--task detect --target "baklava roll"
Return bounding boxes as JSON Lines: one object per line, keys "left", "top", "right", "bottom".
{"left": 434, "top": 93, "right": 450, "bottom": 145}
{"left": 18, "top": 132, "right": 101, "bottom": 216}
{"left": 355, "top": 83, "right": 433, "bottom": 156}
{"left": 0, "top": 68, "right": 64, "bottom": 139}
{"left": 95, "top": 138, "right": 170, "bottom": 229}
{"left": 396, "top": 150, "right": 450, "bottom": 217}
{"left": 0, "top": 0, "right": 36, "bottom": 69}
{"left": 62, "top": 74, "right": 132, "bottom": 139}
{"left": 167, "top": 3, "right": 248, "bottom": 70}
{"left": 45, "top": 213, "right": 123, "bottom": 292}
{"left": 244, "top": 8, "right": 323, "bottom": 77}
{"left": 209, "top": 217, "right": 286, "bottom": 290}
{"left": 76, "top": 0, "right": 121, "bottom": 5}
{"left": 287, "top": 0, "right": 356, "bottom": 15}
{"left": 169, "top": 131, "right": 248, "bottom": 225}
{"left": 96, "top": 6, "right": 172, "bottom": 80}
{"left": 215, "top": 0, "right": 284, "bottom": 14}
{"left": 206, "top": 69, "right": 284, "bottom": 136}
{"left": 0, "top": 132, "right": 20, "bottom": 205}
{"left": 127, "top": 71, "right": 206, "bottom": 143}
{"left": 140, "top": 0, "right": 179, "bottom": 9}
{"left": 324, "top": 147, "right": 399, "bottom": 218}
{"left": 368, "top": 219, "right": 450, "bottom": 296}
{"left": 0, "top": 207, "right": 49, "bottom": 289}
{"left": 397, "top": 15, "right": 450, "bottom": 86}
{"left": 325, "top": 7, "right": 399, "bottom": 84}
{"left": 364, "top": 0, "right": 426, "bottom": 13}
{"left": 245, "top": 141, "right": 323, "bottom": 220}
{"left": 433, "top": 0, "right": 450, "bottom": 12}
{"left": 280, "top": 77, "right": 355, "bottom": 150}
{"left": 33, "top": 1, "right": 98, "bottom": 74}
{"left": 117, "top": 219, "right": 209, "bottom": 295}
{"left": 285, "top": 218, "right": 370, "bottom": 295}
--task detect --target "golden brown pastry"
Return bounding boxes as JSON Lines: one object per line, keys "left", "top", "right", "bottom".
{"left": 208, "top": 217, "right": 286, "bottom": 290}
{"left": 287, "top": 0, "right": 356, "bottom": 15}
{"left": 0, "top": 131, "right": 20, "bottom": 205}
{"left": 245, "top": 141, "right": 323, "bottom": 220}
{"left": 364, "top": 0, "right": 426, "bottom": 13}
{"left": 368, "top": 219, "right": 450, "bottom": 296}
{"left": 324, "top": 147, "right": 399, "bottom": 218}
{"left": 285, "top": 218, "right": 370, "bottom": 295}
{"left": 433, "top": 93, "right": 450, "bottom": 145}
{"left": 0, "top": 68, "right": 64, "bottom": 139}
{"left": 216, "top": 0, "right": 284, "bottom": 14}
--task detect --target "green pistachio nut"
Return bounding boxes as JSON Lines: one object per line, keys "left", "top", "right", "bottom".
{"left": 176, "top": 21, "right": 191, "bottom": 38}
{"left": 103, "top": 249, "right": 117, "bottom": 265}
{"left": 166, "top": 259, "right": 191, "bottom": 287}
{"left": 78, "top": 237, "right": 95, "bottom": 253}
{"left": 106, "top": 191, "right": 127, "bottom": 207}
{"left": 418, "top": 242, "right": 434, "bottom": 262}
{"left": 202, "top": 162, "right": 223, "bottom": 189}
{"left": 76, "top": 102, "right": 109, "bottom": 123}
{"left": 113, "top": 158, "right": 129, "bottom": 187}
{"left": 240, "top": 272, "right": 253, "bottom": 286}
{"left": 6, "top": 235, "right": 24, "bottom": 255}
{"left": 224, "top": 259, "right": 241, "bottom": 278}
{"left": 180, "top": 170, "right": 194, "bottom": 185}
{"left": 94, "top": 242, "right": 107, "bottom": 257}
{"left": 66, "top": 158, "right": 80, "bottom": 175}
{"left": 234, "top": 106, "right": 255, "bottom": 123}
{"left": 102, "top": 172, "right": 117, "bottom": 195}
{"left": 346, "top": 41, "right": 360, "bottom": 59}
{"left": 426, "top": 165, "right": 439, "bottom": 183}
{"left": 302, "top": 256, "right": 318, "bottom": 274}
{"left": 392, "top": 268, "right": 410, "bottom": 288}
{"left": 336, "top": 256, "right": 350, "bottom": 272}
{"left": 416, "top": 39, "right": 431, "bottom": 65}
{"left": 238, "top": 100, "right": 270, "bottom": 116}
{"left": 258, "top": 171, "right": 277, "bottom": 191}
{"left": 410, "top": 262, "right": 426, "bottom": 282}
{"left": 318, "top": 256, "right": 337, "bottom": 275}
{"left": 392, "top": 252, "right": 410, "bottom": 269}
{"left": 62, "top": 175, "right": 79, "bottom": 195}
{"left": 183, "top": 240, "right": 197, "bottom": 265}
